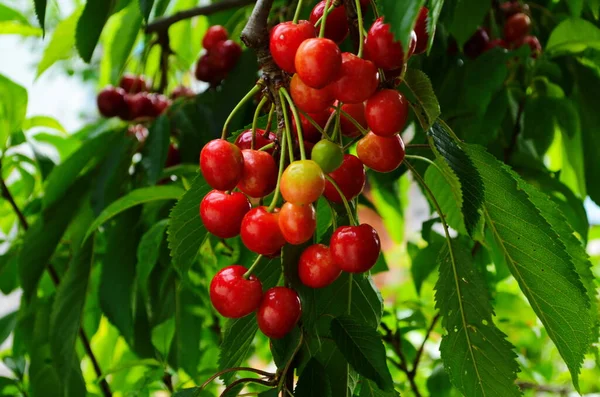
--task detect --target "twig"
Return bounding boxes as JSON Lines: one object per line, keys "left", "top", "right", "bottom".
{"left": 504, "top": 99, "right": 525, "bottom": 163}
{"left": 409, "top": 313, "right": 440, "bottom": 378}
{"left": 156, "top": 32, "right": 172, "bottom": 93}
{"left": 162, "top": 372, "right": 174, "bottom": 393}
{"left": 0, "top": 174, "right": 29, "bottom": 230}
{"left": 517, "top": 381, "right": 569, "bottom": 395}
{"left": 381, "top": 323, "right": 421, "bottom": 397}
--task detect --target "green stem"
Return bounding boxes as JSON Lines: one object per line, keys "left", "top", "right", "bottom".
{"left": 265, "top": 104, "right": 276, "bottom": 136}
{"left": 339, "top": 108, "right": 368, "bottom": 136}
{"left": 243, "top": 255, "right": 264, "bottom": 279}
{"left": 280, "top": 87, "right": 306, "bottom": 160}
{"left": 293, "top": 0, "right": 303, "bottom": 23}
{"left": 222, "top": 83, "right": 263, "bottom": 140}
{"left": 319, "top": 0, "right": 333, "bottom": 38}
{"left": 297, "top": 108, "right": 328, "bottom": 138}
{"left": 354, "top": 0, "right": 365, "bottom": 57}
{"left": 404, "top": 154, "right": 444, "bottom": 174}
{"left": 347, "top": 273, "right": 353, "bottom": 314}
{"left": 252, "top": 96, "right": 269, "bottom": 149}
{"left": 324, "top": 174, "right": 357, "bottom": 226}
{"left": 280, "top": 92, "right": 295, "bottom": 162}
{"left": 259, "top": 142, "right": 276, "bottom": 152}
{"left": 268, "top": 124, "right": 288, "bottom": 213}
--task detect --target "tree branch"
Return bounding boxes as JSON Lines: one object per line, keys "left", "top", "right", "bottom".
{"left": 409, "top": 312, "right": 440, "bottom": 377}
{"left": 0, "top": 174, "right": 29, "bottom": 230}
{"left": 343, "top": 0, "right": 360, "bottom": 53}
{"left": 381, "top": 323, "right": 422, "bottom": 397}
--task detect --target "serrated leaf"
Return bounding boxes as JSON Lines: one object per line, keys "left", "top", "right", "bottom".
{"left": 141, "top": 115, "right": 171, "bottom": 185}
{"left": 450, "top": 0, "right": 491, "bottom": 47}
{"left": 377, "top": 0, "right": 425, "bottom": 51}
{"left": 359, "top": 379, "right": 400, "bottom": 397}
{"left": 33, "top": 0, "right": 47, "bottom": 33}
{"left": 295, "top": 358, "right": 331, "bottom": 397}
{"left": 0, "top": 73, "right": 27, "bottom": 150}
{"left": 37, "top": 8, "right": 83, "bottom": 77}
{"left": 404, "top": 69, "right": 441, "bottom": 130}
{"left": 76, "top": 0, "right": 116, "bottom": 62}
{"left": 546, "top": 18, "right": 600, "bottom": 55}
{"left": 466, "top": 144, "right": 592, "bottom": 390}
{"left": 427, "top": 0, "right": 444, "bottom": 52}
{"left": 139, "top": 0, "right": 155, "bottom": 21}
{"left": 331, "top": 316, "right": 393, "bottom": 391}
{"left": 424, "top": 158, "right": 467, "bottom": 234}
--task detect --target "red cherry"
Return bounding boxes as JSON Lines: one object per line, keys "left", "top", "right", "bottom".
{"left": 356, "top": 132, "right": 405, "bottom": 173}
{"left": 360, "top": 0, "right": 370, "bottom": 6}
{"left": 235, "top": 129, "right": 277, "bottom": 153}
{"left": 463, "top": 28, "right": 490, "bottom": 59}
{"left": 241, "top": 207, "right": 287, "bottom": 255}
{"left": 212, "top": 40, "right": 242, "bottom": 71}
{"left": 292, "top": 110, "right": 329, "bottom": 143}
{"left": 149, "top": 93, "right": 171, "bottom": 116}
{"left": 281, "top": 160, "right": 326, "bottom": 205}
{"left": 123, "top": 93, "right": 155, "bottom": 120}
{"left": 517, "top": 35, "right": 542, "bottom": 58}
{"left": 237, "top": 150, "right": 278, "bottom": 198}
{"left": 200, "top": 190, "right": 251, "bottom": 238}
{"left": 270, "top": 21, "right": 317, "bottom": 74}
{"left": 330, "top": 224, "right": 381, "bottom": 273}
{"left": 337, "top": 102, "right": 367, "bottom": 137}
{"left": 195, "top": 54, "right": 226, "bottom": 85}
{"left": 504, "top": 13, "right": 531, "bottom": 43}
{"left": 333, "top": 52, "right": 378, "bottom": 104}
{"left": 309, "top": 2, "right": 349, "bottom": 43}
{"left": 165, "top": 144, "right": 181, "bottom": 167}
{"left": 324, "top": 154, "right": 365, "bottom": 204}
{"left": 413, "top": 7, "right": 429, "bottom": 54}
{"left": 257, "top": 287, "right": 302, "bottom": 339}
{"left": 365, "top": 89, "right": 409, "bottom": 137}
{"left": 298, "top": 244, "right": 342, "bottom": 288}
{"left": 485, "top": 38, "right": 509, "bottom": 51}
{"left": 295, "top": 38, "right": 342, "bottom": 89}
{"left": 278, "top": 202, "right": 316, "bottom": 245}
{"left": 119, "top": 74, "right": 147, "bottom": 93}
{"left": 290, "top": 74, "right": 335, "bottom": 113}
{"left": 200, "top": 139, "right": 245, "bottom": 190}
{"left": 203, "top": 25, "right": 229, "bottom": 50}
{"left": 171, "top": 85, "right": 196, "bottom": 99}
{"left": 365, "top": 17, "right": 412, "bottom": 70}
{"left": 210, "top": 265, "right": 262, "bottom": 318}
{"left": 97, "top": 86, "right": 126, "bottom": 118}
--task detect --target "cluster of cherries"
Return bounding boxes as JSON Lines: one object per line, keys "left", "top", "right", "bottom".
{"left": 195, "top": 25, "right": 242, "bottom": 86}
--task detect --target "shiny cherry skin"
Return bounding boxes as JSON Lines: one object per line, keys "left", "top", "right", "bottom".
{"left": 357, "top": 132, "right": 405, "bottom": 173}
{"left": 212, "top": 40, "right": 242, "bottom": 71}
{"left": 235, "top": 129, "right": 277, "bottom": 154}
{"left": 517, "top": 35, "right": 542, "bottom": 58}
{"left": 270, "top": 21, "right": 316, "bottom": 74}
{"left": 200, "top": 190, "right": 251, "bottom": 239}
{"left": 119, "top": 74, "right": 147, "bottom": 93}
{"left": 195, "top": 54, "right": 226, "bottom": 85}
{"left": 124, "top": 93, "right": 155, "bottom": 120}
{"left": 324, "top": 154, "right": 366, "bottom": 204}
{"left": 281, "top": 160, "right": 326, "bottom": 205}
{"left": 292, "top": 110, "right": 329, "bottom": 143}
{"left": 210, "top": 265, "right": 262, "bottom": 318}
{"left": 241, "top": 207, "right": 287, "bottom": 255}
{"left": 290, "top": 74, "right": 335, "bottom": 113}
{"left": 333, "top": 52, "right": 378, "bottom": 104}
{"left": 311, "top": 140, "right": 344, "bottom": 173}
{"left": 309, "top": 2, "right": 349, "bottom": 43}
{"left": 203, "top": 25, "right": 229, "bottom": 50}
{"left": 257, "top": 287, "right": 302, "bottom": 339}
{"left": 295, "top": 38, "right": 342, "bottom": 89}
{"left": 278, "top": 202, "right": 316, "bottom": 245}
{"left": 365, "top": 89, "right": 409, "bottom": 137}
{"left": 200, "top": 139, "right": 245, "bottom": 190}
{"left": 365, "top": 17, "right": 415, "bottom": 70}
{"left": 298, "top": 244, "right": 342, "bottom": 288}
{"left": 504, "top": 13, "right": 531, "bottom": 43}
{"left": 463, "top": 28, "right": 490, "bottom": 59}
{"left": 330, "top": 224, "right": 381, "bottom": 273}
{"left": 338, "top": 102, "right": 367, "bottom": 137}
{"left": 97, "top": 86, "right": 126, "bottom": 118}
{"left": 413, "top": 7, "right": 429, "bottom": 54}
{"left": 237, "top": 149, "right": 278, "bottom": 198}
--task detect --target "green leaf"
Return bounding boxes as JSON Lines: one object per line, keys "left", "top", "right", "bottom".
{"left": 137, "top": 219, "right": 168, "bottom": 297}
{"left": 589, "top": 0, "right": 600, "bottom": 19}
{"left": 85, "top": 185, "right": 184, "bottom": 241}
{"left": 37, "top": 8, "right": 83, "bottom": 77}
{"left": 33, "top": 0, "right": 47, "bottom": 32}
{"left": 171, "top": 285, "right": 205, "bottom": 377}
{"left": 426, "top": 364, "right": 452, "bottom": 397}
{"left": 424, "top": 159, "right": 467, "bottom": 235}
{"left": 22, "top": 116, "right": 67, "bottom": 133}
{"left": 436, "top": 239, "right": 520, "bottom": 397}
{"left": 295, "top": 358, "right": 331, "bottom": 397}
{"left": 0, "top": 21, "right": 42, "bottom": 36}
{"left": 139, "top": 0, "right": 155, "bottom": 21}
{"left": 370, "top": 174, "right": 404, "bottom": 243}
{"left": 409, "top": 237, "right": 443, "bottom": 295}
{"left": 427, "top": 0, "right": 444, "bottom": 51}
{"left": 76, "top": 0, "right": 116, "bottom": 62}
{"left": 403, "top": 69, "right": 441, "bottom": 130}
{"left": 141, "top": 115, "right": 171, "bottom": 185}
{"left": 466, "top": 144, "right": 592, "bottom": 390}
{"left": 567, "top": 0, "right": 584, "bottom": 17}
{"left": 0, "top": 4, "right": 28, "bottom": 23}
{"left": 546, "top": 18, "right": 600, "bottom": 56}
{"left": 0, "top": 311, "right": 17, "bottom": 346}
{"left": 330, "top": 316, "right": 393, "bottom": 391}
{"left": 449, "top": 0, "right": 491, "bottom": 47}
{"left": 377, "top": 0, "right": 425, "bottom": 51}
{"left": 359, "top": 379, "right": 400, "bottom": 397}
{"left": 0, "top": 73, "right": 27, "bottom": 150}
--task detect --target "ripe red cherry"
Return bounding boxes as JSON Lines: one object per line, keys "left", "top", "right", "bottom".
{"left": 235, "top": 129, "right": 277, "bottom": 153}
{"left": 333, "top": 52, "right": 378, "bottom": 104}
{"left": 290, "top": 74, "right": 335, "bottom": 113}
{"left": 149, "top": 93, "right": 171, "bottom": 116}
{"left": 195, "top": 54, "right": 226, "bottom": 85}
{"left": 365, "top": 17, "right": 414, "bottom": 70}
{"left": 357, "top": 132, "right": 405, "bottom": 173}
{"left": 324, "top": 154, "right": 365, "bottom": 204}
{"left": 281, "top": 160, "right": 326, "bottom": 205}
{"left": 504, "top": 13, "right": 531, "bottom": 43}
{"left": 270, "top": 21, "right": 316, "bottom": 74}
{"left": 257, "top": 287, "right": 302, "bottom": 339}
{"left": 165, "top": 144, "right": 181, "bottom": 167}
{"left": 309, "top": 2, "right": 349, "bottom": 43}
{"left": 485, "top": 38, "right": 509, "bottom": 51}
{"left": 330, "top": 224, "right": 381, "bottom": 273}
{"left": 338, "top": 102, "right": 367, "bottom": 137}
{"left": 200, "top": 190, "right": 251, "bottom": 238}
{"left": 517, "top": 35, "right": 542, "bottom": 58}
{"left": 237, "top": 150, "right": 278, "bottom": 198}
{"left": 365, "top": 89, "right": 409, "bottom": 137}
{"left": 200, "top": 139, "right": 245, "bottom": 190}
{"left": 241, "top": 207, "right": 287, "bottom": 255}
{"left": 171, "top": 85, "right": 195, "bottom": 99}
{"left": 413, "top": 7, "right": 429, "bottom": 54}
{"left": 298, "top": 244, "right": 342, "bottom": 288}
{"left": 212, "top": 40, "right": 242, "bottom": 71}
{"left": 124, "top": 93, "right": 155, "bottom": 120}
{"left": 97, "top": 86, "right": 126, "bottom": 118}
{"left": 278, "top": 202, "right": 316, "bottom": 245}
{"left": 119, "top": 74, "right": 147, "bottom": 93}
{"left": 210, "top": 265, "right": 262, "bottom": 318}
{"left": 203, "top": 25, "right": 229, "bottom": 50}
{"left": 463, "top": 28, "right": 490, "bottom": 59}
{"left": 292, "top": 110, "right": 330, "bottom": 143}
{"left": 295, "top": 38, "right": 342, "bottom": 89}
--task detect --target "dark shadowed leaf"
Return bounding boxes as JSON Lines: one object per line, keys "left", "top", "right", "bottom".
{"left": 76, "top": 0, "right": 116, "bottom": 62}
{"left": 295, "top": 358, "right": 331, "bottom": 397}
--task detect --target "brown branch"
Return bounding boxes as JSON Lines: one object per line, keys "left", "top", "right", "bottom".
{"left": 381, "top": 323, "right": 422, "bottom": 397}
{"left": 517, "top": 381, "right": 570, "bottom": 395}
{"left": 409, "top": 313, "right": 440, "bottom": 378}
{"left": 1, "top": 174, "right": 29, "bottom": 230}
{"left": 156, "top": 32, "right": 172, "bottom": 93}
{"left": 343, "top": 0, "right": 361, "bottom": 53}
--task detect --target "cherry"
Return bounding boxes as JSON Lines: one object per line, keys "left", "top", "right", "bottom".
{"left": 278, "top": 202, "right": 316, "bottom": 245}
{"left": 295, "top": 38, "right": 342, "bottom": 89}
{"left": 485, "top": 38, "right": 509, "bottom": 51}
{"left": 203, "top": 25, "right": 229, "bottom": 50}
{"left": 97, "top": 86, "right": 126, "bottom": 118}
{"left": 165, "top": 144, "right": 181, "bottom": 168}
{"left": 292, "top": 110, "right": 329, "bottom": 143}
{"left": 500, "top": 0, "right": 528, "bottom": 18}
{"left": 200, "top": 190, "right": 251, "bottom": 238}
{"left": 309, "top": 2, "right": 349, "bottom": 43}
{"left": 330, "top": 224, "right": 381, "bottom": 273}
{"left": 235, "top": 129, "right": 277, "bottom": 154}
{"left": 504, "top": 13, "right": 531, "bottom": 42}
{"left": 365, "top": 17, "right": 415, "bottom": 70}
{"left": 171, "top": 85, "right": 196, "bottom": 99}
{"left": 237, "top": 149, "right": 278, "bottom": 198}
{"left": 120, "top": 74, "right": 147, "bottom": 94}
{"left": 257, "top": 287, "right": 302, "bottom": 339}
{"left": 338, "top": 102, "right": 367, "bottom": 137}
{"left": 149, "top": 93, "right": 171, "bottom": 116}
{"left": 517, "top": 35, "right": 542, "bottom": 58}
{"left": 357, "top": 132, "right": 405, "bottom": 173}
{"left": 123, "top": 93, "right": 155, "bottom": 120}
{"left": 463, "top": 28, "right": 490, "bottom": 59}
{"left": 281, "top": 160, "right": 326, "bottom": 205}
{"left": 323, "top": 154, "right": 365, "bottom": 204}
{"left": 195, "top": 54, "right": 226, "bottom": 85}
{"left": 210, "top": 265, "right": 262, "bottom": 318}
{"left": 290, "top": 73, "right": 335, "bottom": 113}
{"left": 365, "top": 89, "right": 409, "bottom": 137}
{"left": 332, "top": 52, "right": 378, "bottom": 104}
{"left": 270, "top": 21, "right": 316, "bottom": 74}
{"left": 298, "top": 244, "right": 342, "bottom": 288}
{"left": 413, "top": 7, "right": 429, "bottom": 55}
{"left": 200, "top": 139, "right": 245, "bottom": 190}
{"left": 212, "top": 40, "right": 242, "bottom": 71}
{"left": 241, "top": 207, "right": 287, "bottom": 255}
{"left": 311, "top": 140, "right": 343, "bottom": 173}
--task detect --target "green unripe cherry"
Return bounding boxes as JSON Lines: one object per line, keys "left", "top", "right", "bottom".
{"left": 311, "top": 140, "right": 344, "bottom": 173}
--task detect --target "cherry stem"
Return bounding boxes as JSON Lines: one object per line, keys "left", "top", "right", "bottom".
{"left": 264, "top": 104, "right": 275, "bottom": 135}
{"left": 338, "top": 108, "right": 368, "bottom": 135}
{"left": 292, "top": 0, "right": 303, "bottom": 23}
{"left": 220, "top": 378, "right": 276, "bottom": 396}
{"left": 343, "top": 135, "right": 362, "bottom": 150}
{"left": 319, "top": 0, "right": 334, "bottom": 38}
{"left": 297, "top": 108, "right": 328, "bottom": 138}
{"left": 370, "top": 0, "right": 379, "bottom": 17}
{"left": 404, "top": 154, "right": 444, "bottom": 174}
{"left": 323, "top": 106, "right": 338, "bottom": 139}
{"left": 244, "top": 255, "right": 264, "bottom": 279}
{"left": 354, "top": 0, "right": 365, "bottom": 57}
{"left": 259, "top": 142, "right": 276, "bottom": 152}
{"left": 222, "top": 82, "right": 263, "bottom": 140}
{"left": 252, "top": 96, "right": 269, "bottom": 150}
{"left": 199, "top": 367, "right": 275, "bottom": 391}
{"left": 280, "top": 87, "right": 306, "bottom": 160}
{"left": 324, "top": 174, "right": 357, "bottom": 226}
{"left": 279, "top": 92, "right": 295, "bottom": 161}
{"left": 268, "top": 123, "right": 288, "bottom": 213}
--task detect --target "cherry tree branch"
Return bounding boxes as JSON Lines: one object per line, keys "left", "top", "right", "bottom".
{"left": 343, "top": 0, "right": 361, "bottom": 52}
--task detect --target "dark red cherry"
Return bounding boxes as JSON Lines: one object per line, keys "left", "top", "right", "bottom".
{"left": 338, "top": 102, "right": 367, "bottom": 137}
{"left": 200, "top": 190, "right": 251, "bottom": 239}
{"left": 485, "top": 38, "right": 509, "bottom": 51}
{"left": 365, "top": 89, "right": 409, "bottom": 137}
{"left": 517, "top": 35, "right": 542, "bottom": 58}
{"left": 463, "top": 28, "right": 490, "bottom": 59}
{"left": 330, "top": 224, "right": 381, "bottom": 273}
{"left": 278, "top": 202, "right": 316, "bottom": 245}
{"left": 149, "top": 93, "right": 171, "bottom": 116}
{"left": 324, "top": 154, "right": 365, "bottom": 204}
{"left": 500, "top": 0, "right": 526, "bottom": 17}
{"left": 210, "top": 265, "right": 262, "bottom": 318}
{"left": 292, "top": 110, "right": 330, "bottom": 143}
{"left": 295, "top": 38, "right": 342, "bottom": 89}
{"left": 235, "top": 129, "right": 277, "bottom": 154}
{"left": 200, "top": 139, "right": 245, "bottom": 190}
{"left": 298, "top": 244, "right": 342, "bottom": 288}
{"left": 333, "top": 52, "right": 378, "bottom": 104}
{"left": 237, "top": 149, "right": 278, "bottom": 198}
{"left": 257, "top": 287, "right": 302, "bottom": 339}
{"left": 365, "top": 17, "right": 413, "bottom": 70}
{"left": 195, "top": 54, "right": 226, "bottom": 85}
{"left": 165, "top": 144, "right": 181, "bottom": 168}
{"left": 119, "top": 74, "right": 147, "bottom": 93}
{"left": 356, "top": 132, "right": 405, "bottom": 173}
{"left": 270, "top": 21, "right": 317, "bottom": 74}
{"left": 241, "top": 207, "right": 287, "bottom": 255}
{"left": 413, "top": 7, "right": 429, "bottom": 54}
{"left": 504, "top": 13, "right": 531, "bottom": 43}
{"left": 124, "top": 93, "right": 155, "bottom": 120}
{"left": 309, "top": 2, "right": 349, "bottom": 43}
{"left": 290, "top": 74, "right": 335, "bottom": 113}
{"left": 212, "top": 40, "right": 242, "bottom": 71}
{"left": 171, "top": 85, "right": 196, "bottom": 99}
{"left": 97, "top": 86, "right": 126, "bottom": 118}
{"left": 203, "top": 25, "right": 229, "bottom": 50}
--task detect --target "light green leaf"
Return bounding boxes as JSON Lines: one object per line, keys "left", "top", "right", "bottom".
{"left": 295, "top": 358, "right": 332, "bottom": 397}
{"left": 0, "top": 311, "right": 17, "bottom": 346}
{"left": 76, "top": 0, "right": 116, "bottom": 62}
{"left": 424, "top": 158, "right": 467, "bottom": 235}
{"left": 567, "top": 0, "right": 584, "bottom": 16}
{"left": 0, "top": 73, "right": 27, "bottom": 150}
{"left": 377, "top": 0, "right": 425, "bottom": 51}
{"left": 0, "top": 4, "right": 28, "bottom": 23}
{"left": 37, "top": 8, "right": 83, "bottom": 77}
{"left": 427, "top": 0, "right": 444, "bottom": 52}
{"left": 546, "top": 18, "right": 600, "bottom": 55}
{"left": 450, "top": 0, "right": 491, "bottom": 47}
{"left": 0, "top": 21, "right": 42, "bottom": 36}
{"left": 22, "top": 116, "right": 67, "bottom": 133}
{"left": 359, "top": 379, "right": 400, "bottom": 397}
{"left": 404, "top": 68, "right": 441, "bottom": 130}
{"left": 34, "top": 0, "right": 47, "bottom": 33}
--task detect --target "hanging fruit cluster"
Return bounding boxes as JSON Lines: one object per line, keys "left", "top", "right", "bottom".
{"left": 195, "top": 25, "right": 243, "bottom": 86}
